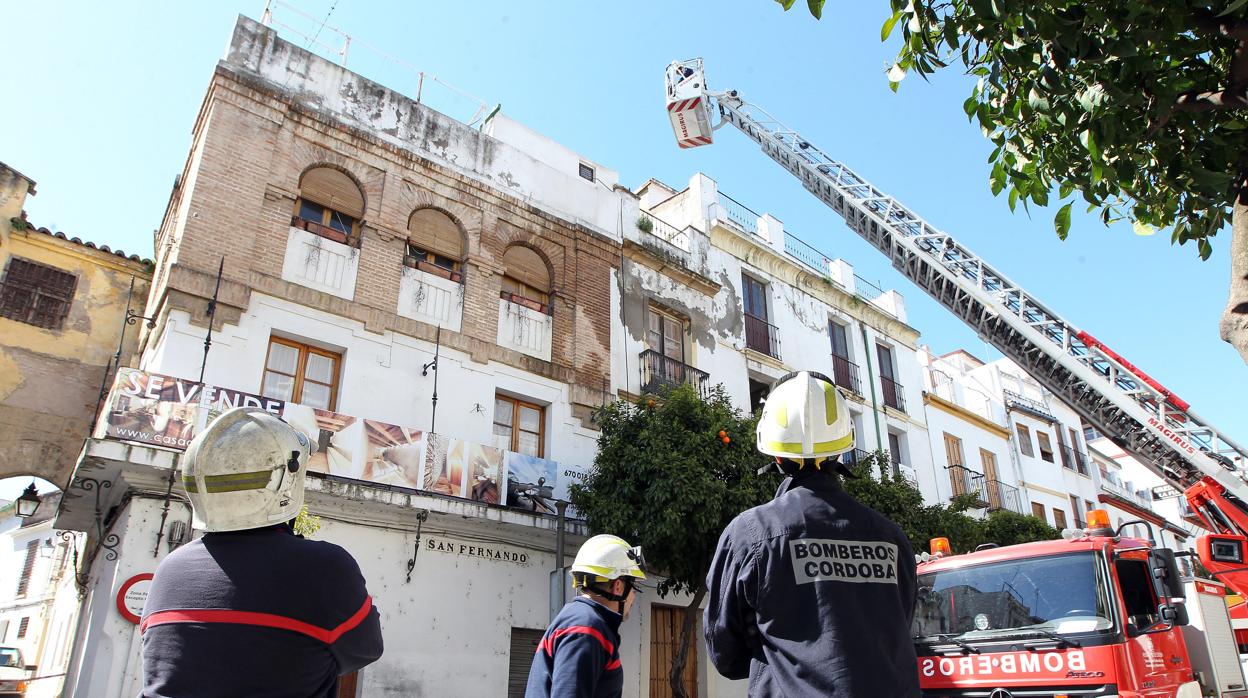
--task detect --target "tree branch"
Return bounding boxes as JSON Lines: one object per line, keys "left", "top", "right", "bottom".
{"left": 1146, "top": 86, "right": 1248, "bottom": 136}
{"left": 1192, "top": 9, "right": 1248, "bottom": 42}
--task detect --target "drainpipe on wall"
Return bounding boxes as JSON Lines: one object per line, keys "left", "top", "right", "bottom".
{"left": 551, "top": 500, "right": 569, "bottom": 622}
{"left": 860, "top": 326, "right": 884, "bottom": 453}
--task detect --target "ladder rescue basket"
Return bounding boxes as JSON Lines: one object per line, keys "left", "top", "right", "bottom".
{"left": 665, "top": 59, "right": 714, "bottom": 148}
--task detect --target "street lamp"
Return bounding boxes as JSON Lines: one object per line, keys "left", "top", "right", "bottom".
{"left": 14, "top": 482, "right": 41, "bottom": 519}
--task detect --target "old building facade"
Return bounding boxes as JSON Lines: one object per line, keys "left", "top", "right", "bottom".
{"left": 52, "top": 13, "right": 942, "bottom": 698}
{"left": 0, "top": 162, "right": 152, "bottom": 487}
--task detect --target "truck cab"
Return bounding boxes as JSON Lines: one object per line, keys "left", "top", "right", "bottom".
{"left": 913, "top": 512, "right": 1206, "bottom": 697}
{"left": 0, "top": 646, "right": 29, "bottom": 697}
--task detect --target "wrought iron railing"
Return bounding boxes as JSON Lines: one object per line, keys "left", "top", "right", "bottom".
{"left": 946, "top": 464, "right": 988, "bottom": 506}
{"left": 744, "top": 312, "right": 781, "bottom": 359}
{"left": 984, "top": 479, "right": 1024, "bottom": 513}
{"left": 717, "top": 192, "right": 761, "bottom": 236}
{"left": 640, "top": 350, "right": 709, "bottom": 397}
{"left": 1003, "top": 389, "right": 1056, "bottom": 422}
{"left": 831, "top": 354, "right": 862, "bottom": 395}
{"left": 1058, "top": 444, "right": 1091, "bottom": 476}
{"left": 880, "top": 375, "right": 906, "bottom": 412}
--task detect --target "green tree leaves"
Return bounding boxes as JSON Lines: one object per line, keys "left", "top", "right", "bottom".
{"left": 843, "top": 451, "right": 1060, "bottom": 554}
{"left": 571, "top": 383, "right": 777, "bottom": 598}
{"left": 773, "top": 0, "right": 1248, "bottom": 259}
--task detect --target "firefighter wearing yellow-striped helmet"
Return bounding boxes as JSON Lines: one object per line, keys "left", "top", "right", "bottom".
{"left": 570, "top": 534, "right": 646, "bottom": 617}
{"left": 756, "top": 370, "right": 855, "bottom": 475}
{"left": 181, "top": 407, "right": 315, "bottom": 532}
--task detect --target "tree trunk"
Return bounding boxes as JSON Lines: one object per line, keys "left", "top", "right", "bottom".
{"left": 1221, "top": 179, "right": 1248, "bottom": 363}
{"left": 669, "top": 585, "right": 707, "bottom": 698}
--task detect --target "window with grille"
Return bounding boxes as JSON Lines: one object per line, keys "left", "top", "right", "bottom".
{"left": 16, "top": 540, "right": 38, "bottom": 597}
{"left": 16, "top": 617, "right": 29, "bottom": 639}
{"left": 0, "top": 258, "right": 77, "bottom": 330}
{"left": 578, "top": 163, "right": 595, "bottom": 182}
{"left": 260, "top": 337, "right": 341, "bottom": 410}
{"left": 493, "top": 394, "right": 545, "bottom": 457}
{"left": 648, "top": 307, "right": 685, "bottom": 365}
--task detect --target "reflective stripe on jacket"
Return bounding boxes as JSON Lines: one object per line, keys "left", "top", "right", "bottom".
{"left": 140, "top": 525, "right": 383, "bottom": 698}
{"left": 526, "top": 596, "right": 624, "bottom": 698}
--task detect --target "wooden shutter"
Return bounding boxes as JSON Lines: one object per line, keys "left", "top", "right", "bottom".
{"left": 502, "top": 246, "right": 550, "bottom": 293}
{"left": 300, "top": 167, "right": 364, "bottom": 218}
{"left": 16, "top": 540, "right": 38, "bottom": 596}
{"left": 650, "top": 605, "right": 698, "bottom": 698}
{"left": 408, "top": 209, "right": 462, "bottom": 260}
{"left": 508, "top": 627, "right": 544, "bottom": 698}
{"left": 336, "top": 672, "right": 358, "bottom": 697}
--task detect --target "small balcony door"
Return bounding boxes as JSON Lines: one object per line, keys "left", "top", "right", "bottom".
{"left": 648, "top": 308, "right": 685, "bottom": 383}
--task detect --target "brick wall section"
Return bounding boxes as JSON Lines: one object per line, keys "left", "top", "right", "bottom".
{"left": 151, "top": 67, "right": 620, "bottom": 416}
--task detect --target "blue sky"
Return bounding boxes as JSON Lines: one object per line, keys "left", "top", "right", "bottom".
{"left": 2, "top": 0, "right": 1244, "bottom": 460}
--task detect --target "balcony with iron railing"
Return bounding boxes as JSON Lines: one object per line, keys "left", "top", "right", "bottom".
{"left": 946, "top": 464, "right": 989, "bottom": 507}
{"left": 1059, "top": 444, "right": 1091, "bottom": 476}
{"left": 717, "top": 192, "right": 762, "bottom": 237}
{"left": 830, "top": 354, "right": 862, "bottom": 395}
{"left": 881, "top": 376, "right": 906, "bottom": 413}
{"left": 744, "top": 312, "right": 781, "bottom": 359}
{"left": 640, "top": 350, "right": 710, "bottom": 397}
{"left": 1003, "top": 389, "right": 1057, "bottom": 422}
{"left": 840, "top": 449, "right": 919, "bottom": 487}
{"left": 984, "top": 479, "right": 1024, "bottom": 514}
{"left": 1101, "top": 476, "right": 1154, "bottom": 512}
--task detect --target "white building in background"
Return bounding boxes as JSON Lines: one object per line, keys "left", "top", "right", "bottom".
{"left": 918, "top": 349, "right": 1020, "bottom": 514}
{"left": 1086, "top": 426, "right": 1198, "bottom": 553}
{"left": 631, "top": 174, "right": 934, "bottom": 493}
{"left": 0, "top": 493, "right": 84, "bottom": 698}
{"left": 918, "top": 347, "right": 1199, "bottom": 547}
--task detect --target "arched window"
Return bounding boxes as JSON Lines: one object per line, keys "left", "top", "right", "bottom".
{"left": 405, "top": 209, "right": 464, "bottom": 282}
{"left": 293, "top": 167, "right": 364, "bottom": 246}
{"left": 500, "top": 246, "right": 551, "bottom": 314}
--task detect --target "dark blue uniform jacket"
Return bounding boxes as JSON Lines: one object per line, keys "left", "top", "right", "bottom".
{"left": 705, "top": 473, "right": 921, "bottom": 697}
{"left": 526, "top": 596, "right": 624, "bottom": 698}
{"left": 140, "top": 525, "right": 383, "bottom": 697}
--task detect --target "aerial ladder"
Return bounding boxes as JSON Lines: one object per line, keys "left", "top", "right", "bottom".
{"left": 664, "top": 59, "right": 1248, "bottom": 588}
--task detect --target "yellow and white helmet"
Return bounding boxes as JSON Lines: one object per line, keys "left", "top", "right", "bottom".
{"left": 570, "top": 534, "right": 646, "bottom": 587}
{"left": 181, "top": 407, "right": 314, "bottom": 532}
{"left": 756, "top": 371, "right": 854, "bottom": 460}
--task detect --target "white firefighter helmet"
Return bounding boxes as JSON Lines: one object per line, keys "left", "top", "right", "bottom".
{"left": 181, "top": 407, "right": 314, "bottom": 532}
{"left": 570, "top": 534, "right": 646, "bottom": 587}
{"left": 756, "top": 370, "right": 854, "bottom": 460}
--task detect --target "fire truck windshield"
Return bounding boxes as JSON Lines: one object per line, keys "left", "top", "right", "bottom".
{"left": 913, "top": 552, "right": 1113, "bottom": 644}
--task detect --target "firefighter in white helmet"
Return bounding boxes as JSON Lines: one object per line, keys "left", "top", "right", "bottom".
{"left": 140, "top": 407, "right": 383, "bottom": 697}
{"left": 526, "top": 534, "right": 646, "bottom": 698}
{"left": 704, "top": 371, "right": 920, "bottom": 696}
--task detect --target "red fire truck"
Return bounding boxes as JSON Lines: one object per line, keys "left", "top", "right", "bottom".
{"left": 914, "top": 510, "right": 1248, "bottom": 697}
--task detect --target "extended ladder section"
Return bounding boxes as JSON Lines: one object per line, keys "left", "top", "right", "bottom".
{"left": 681, "top": 73, "right": 1247, "bottom": 496}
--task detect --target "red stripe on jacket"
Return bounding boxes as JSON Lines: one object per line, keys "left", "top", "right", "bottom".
{"left": 140, "top": 596, "right": 373, "bottom": 644}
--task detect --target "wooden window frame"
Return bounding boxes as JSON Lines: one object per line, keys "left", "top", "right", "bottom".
{"left": 1036, "top": 430, "right": 1055, "bottom": 463}
{"left": 1053, "top": 508, "right": 1068, "bottom": 530}
{"left": 493, "top": 394, "right": 546, "bottom": 458}
{"left": 647, "top": 305, "right": 687, "bottom": 365}
{"left": 500, "top": 275, "right": 552, "bottom": 315}
{"left": 0, "top": 257, "right": 78, "bottom": 330}
{"left": 260, "top": 337, "right": 342, "bottom": 411}
{"left": 1015, "top": 423, "right": 1035, "bottom": 458}
{"left": 292, "top": 196, "right": 361, "bottom": 248}
{"left": 943, "top": 432, "right": 964, "bottom": 467}
{"left": 1031, "top": 502, "right": 1047, "bottom": 522}
{"left": 404, "top": 242, "right": 463, "bottom": 282}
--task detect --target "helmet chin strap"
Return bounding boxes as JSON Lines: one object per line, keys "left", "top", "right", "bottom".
{"left": 589, "top": 577, "right": 634, "bottom": 614}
